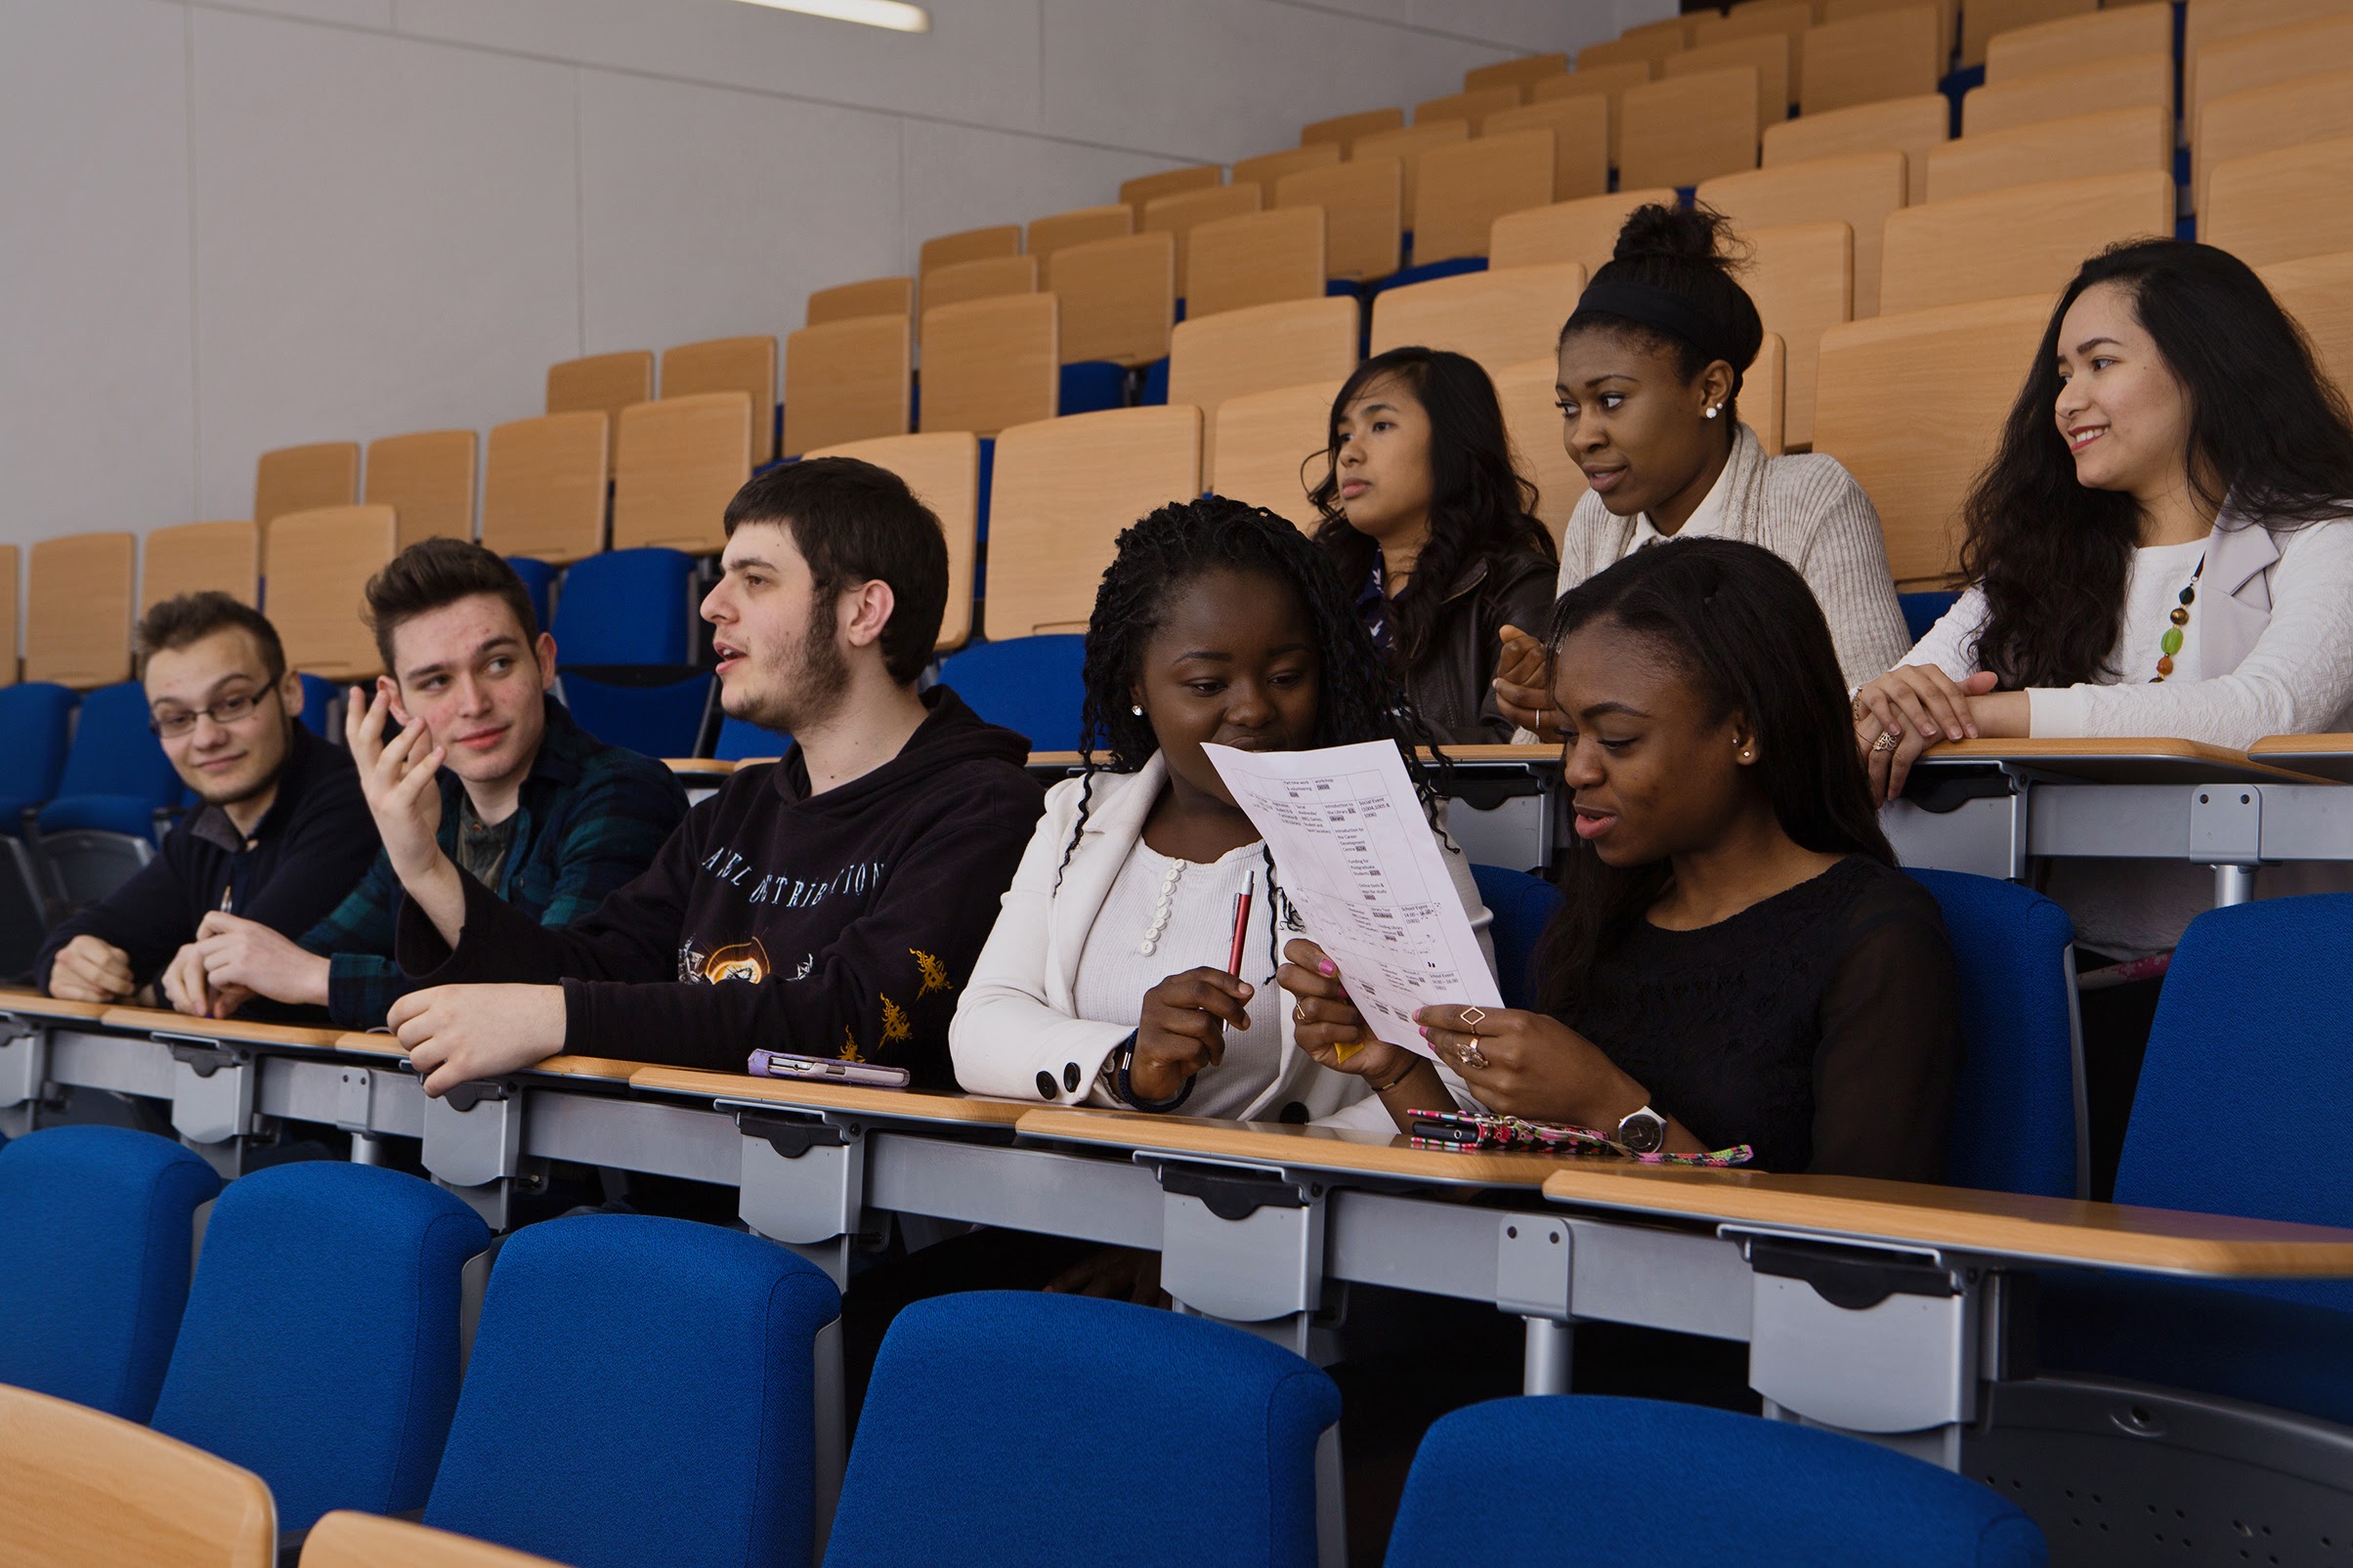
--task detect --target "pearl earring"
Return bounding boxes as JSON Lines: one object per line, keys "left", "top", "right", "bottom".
{"left": 1132, "top": 704, "right": 1144, "bottom": 717}
{"left": 1704, "top": 405, "right": 1720, "bottom": 420}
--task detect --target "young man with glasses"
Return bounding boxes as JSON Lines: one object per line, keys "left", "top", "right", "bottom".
{"left": 37, "top": 593, "right": 379, "bottom": 1013}
{"left": 171, "top": 539, "right": 688, "bottom": 1026}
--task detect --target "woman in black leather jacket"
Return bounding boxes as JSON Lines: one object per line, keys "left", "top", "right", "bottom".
{"left": 1308, "top": 346, "right": 1559, "bottom": 742}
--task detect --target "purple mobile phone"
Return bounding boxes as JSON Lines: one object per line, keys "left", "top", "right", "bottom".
{"left": 746, "top": 1048, "right": 911, "bottom": 1089}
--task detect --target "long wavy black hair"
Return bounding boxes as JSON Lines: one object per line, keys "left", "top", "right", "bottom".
{"left": 1532, "top": 538, "right": 1892, "bottom": 1016}
{"left": 1306, "top": 347, "right": 1554, "bottom": 666}
{"left": 1962, "top": 238, "right": 2353, "bottom": 689}
{"left": 1558, "top": 202, "right": 1764, "bottom": 427}
{"left": 1061, "top": 496, "right": 1441, "bottom": 966}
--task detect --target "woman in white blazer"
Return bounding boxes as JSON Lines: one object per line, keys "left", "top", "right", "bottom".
{"left": 951, "top": 497, "right": 1490, "bottom": 1129}
{"left": 1849, "top": 239, "right": 2353, "bottom": 1197}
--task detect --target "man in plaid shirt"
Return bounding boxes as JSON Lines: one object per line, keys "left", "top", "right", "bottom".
{"left": 167, "top": 539, "right": 687, "bottom": 1028}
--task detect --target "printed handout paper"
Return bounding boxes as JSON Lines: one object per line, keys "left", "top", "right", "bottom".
{"left": 1205, "top": 741, "right": 1501, "bottom": 1059}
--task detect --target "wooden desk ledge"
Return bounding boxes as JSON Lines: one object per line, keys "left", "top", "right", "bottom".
{"left": 1028, "top": 744, "right": 1560, "bottom": 772}
{"left": 1017, "top": 1107, "right": 1580, "bottom": 1189}
{"left": 2248, "top": 733, "right": 2353, "bottom": 784}
{"left": 629, "top": 1064, "right": 1032, "bottom": 1124}
{"left": 0, "top": 988, "right": 116, "bottom": 1022}
{"left": 334, "top": 1031, "right": 409, "bottom": 1059}
{"left": 663, "top": 757, "right": 738, "bottom": 778}
{"left": 1540, "top": 1165, "right": 2353, "bottom": 1278}
{"left": 1912, "top": 737, "right": 2332, "bottom": 785}
{"left": 98, "top": 1004, "right": 347, "bottom": 1051}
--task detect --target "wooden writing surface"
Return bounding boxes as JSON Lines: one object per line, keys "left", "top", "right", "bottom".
{"left": 2247, "top": 734, "right": 2353, "bottom": 783}
{"left": 0, "top": 989, "right": 115, "bottom": 1022}
{"left": 99, "top": 1005, "right": 345, "bottom": 1051}
{"left": 1912, "top": 737, "right": 2331, "bottom": 785}
{"left": 1018, "top": 1108, "right": 1586, "bottom": 1189}
{"left": 630, "top": 1064, "right": 1031, "bottom": 1124}
{"left": 1542, "top": 1165, "right": 2353, "bottom": 1276}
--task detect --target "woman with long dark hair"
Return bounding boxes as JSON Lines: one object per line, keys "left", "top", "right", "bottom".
{"left": 1416, "top": 538, "right": 1960, "bottom": 1178}
{"left": 951, "top": 495, "right": 1488, "bottom": 1127}
{"left": 1492, "top": 204, "right": 1909, "bottom": 737}
{"left": 1852, "top": 237, "right": 2353, "bottom": 1195}
{"left": 1307, "top": 346, "right": 1559, "bottom": 742}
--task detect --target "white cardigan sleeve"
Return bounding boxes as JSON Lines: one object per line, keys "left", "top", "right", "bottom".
{"left": 1892, "top": 586, "right": 1991, "bottom": 684}
{"left": 2027, "top": 523, "right": 2353, "bottom": 745}
{"left": 947, "top": 794, "right": 1135, "bottom": 1103}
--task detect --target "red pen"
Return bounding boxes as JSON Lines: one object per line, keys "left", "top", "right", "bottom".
{"left": 1226, "top": 871, "right": 1256, "bottom": 977}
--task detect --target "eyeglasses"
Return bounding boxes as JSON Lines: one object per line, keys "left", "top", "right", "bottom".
{"left": 150, "top": 684, "right": 278, "bottom": 739}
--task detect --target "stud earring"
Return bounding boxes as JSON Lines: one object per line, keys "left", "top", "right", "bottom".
{"left": 1131, "top": 704, "right": 1144, "bottom": 717}
{"left": 1704, "top": 405, "right": 1720, "bottom": 420}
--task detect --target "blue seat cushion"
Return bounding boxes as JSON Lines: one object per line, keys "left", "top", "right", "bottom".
{"left": 1378, "top": 255, "right": 1488, "bottom": 292}
{"left": 1058, "top": 360, "right": 1128, "bottom": 416}
{"left": 37, "top": 793, "right": 164, "bottom": 840}
{"left": 1388, "top": 1395, "right": 2044, "bottom": 1567}
{"left": 0, "top": 1126, "right": 222, "bottom": 1420}
{"left": 2036, "top": 1269, "right": 2353, "bottom": 1428}
{"left": 150, "top": 1163, "right": 490, "bottom": 1532}
{"left": 561, "top": 672, "right": 713, "bottom": 759}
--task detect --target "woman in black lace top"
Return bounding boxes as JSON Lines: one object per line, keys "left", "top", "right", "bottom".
{"left": 1413, "top": 538, "right": 1962, "bottom": 1180}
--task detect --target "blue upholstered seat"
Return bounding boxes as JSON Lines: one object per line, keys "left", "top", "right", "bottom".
{"left": 1905, "top": 869, "right": 2081, "bottom": 1198}
{"left": 1385, "top": 1396, "right": 2046, "bottom": 1567}
{"left": 0, "top": 1126, "right": 221, "bottom": 1420}
{"left": 425, "top": 1213, "right": 840, "bottom": 1568}
{"left": 2037, "top": 893, "right": 2353, "bottom": 1425}
{"left": 826, "top": 1291, "right": 1339, "bottom": 1568}
{"left": 551, "top": 546, "right": 712, "bottom": 757}
{"left": 1469, "top": 862, "right": 1561, "bottom": 1011}
{"left": 36, "top": 681, "right": 182, "bottom": 843}
{"left": 148, "top": 1162, "right": 492, "bottom": 1533}
{"left": 0, "top": 682, "right": 78, "bottom": 832}
{"left": 936, "top": 634, "right": 1089, "bottom": 753}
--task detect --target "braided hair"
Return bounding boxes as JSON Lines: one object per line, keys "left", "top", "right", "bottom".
{"left": 1057, "top": 496, "right": 1444, "bottom": 971}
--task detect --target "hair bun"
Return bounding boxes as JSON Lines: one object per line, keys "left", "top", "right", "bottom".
{"left": 1611, "top": 203, "right": 1740, "bottom": 272}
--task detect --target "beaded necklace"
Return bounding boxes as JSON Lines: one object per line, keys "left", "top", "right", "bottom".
{"left": 2150, "top": 553, "right": 2204, "bottom": 682}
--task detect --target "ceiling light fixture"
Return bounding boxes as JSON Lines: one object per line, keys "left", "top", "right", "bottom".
{"left": 731, "top": 0, "right": 930, "bottom": 32}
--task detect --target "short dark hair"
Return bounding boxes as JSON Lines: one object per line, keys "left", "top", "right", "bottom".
{"left": 721, "top": 457, "right": 948, "bottom": 684}
{"left": 364, "top": 537, "right": 540, "bottom": 676}
{"left": 138, "top": 592, "right": 287, "bottom": 684}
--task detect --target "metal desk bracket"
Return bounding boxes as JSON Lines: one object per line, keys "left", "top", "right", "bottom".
{"left": 730, "top": 1104, "right": 869, "bottom": 1273}
{"left": 1144, "top": 1156, "right": 1326, "bottom": 1325}
{"left": 1733, "top": 1229, "right": 1986, "bottom": 1455}
{"left": 1496, "top": 1213, "right": 1577, "bottom": 1396}
{"left": 161, "top": 1037, "right": 258, "bottom": 1154}
{"left": 2191, "top": 785, "right": 2265, "bottom": 906}
{"left": 424, "top": 1081, "right": 524, "bottom": 1227}
{"left": 0, "top": 1016, "right": 48, "bottom": 1112}
{"left": 332, "top": 1067, "right": 380, "bottom": 1136}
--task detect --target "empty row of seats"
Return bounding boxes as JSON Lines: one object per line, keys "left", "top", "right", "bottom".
{"left": 0, "top": 1124, "right": 2050, "bottom": 1566}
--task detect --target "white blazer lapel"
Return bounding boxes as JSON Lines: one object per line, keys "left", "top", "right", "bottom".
{"left": 1042, "top": 758, "right": 1166, "bottom": 1015}
{"left": 2202, "top": 514, "right": 2282, "bottom": 677}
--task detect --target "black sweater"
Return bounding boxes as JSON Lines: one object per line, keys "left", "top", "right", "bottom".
{"left": 38, "top": 726, "right": 380, "bottom": 1003}
{"left": 396, "top": 687, "right": 1045, "bottom": 1085}
{"left": 1560, "top": 856, "right": 1962, "bottom": 1180}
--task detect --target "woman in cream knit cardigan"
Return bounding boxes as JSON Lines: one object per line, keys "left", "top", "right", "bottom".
{"left": 1496, "top": 206, "right": 1907, "bottom": 735}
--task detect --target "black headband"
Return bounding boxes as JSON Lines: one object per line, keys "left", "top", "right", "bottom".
{"left": 1567, "top": 279, "right": 1740, "bottom": 373}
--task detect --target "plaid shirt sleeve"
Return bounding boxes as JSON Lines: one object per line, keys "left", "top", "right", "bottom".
{"left": 529, "top": 748, "right": 690, "bottom": 930}
{"left": 300, "top": 853, "right": 407, "bottom": 1030}
{"left": 302, "top": 742, "right": 685, "bottom": 1030}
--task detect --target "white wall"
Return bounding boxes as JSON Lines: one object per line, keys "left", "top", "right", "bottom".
{"left": 0, "top": 0, "right": 1666, "bottom": 546}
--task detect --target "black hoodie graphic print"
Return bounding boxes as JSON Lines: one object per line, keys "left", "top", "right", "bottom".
{"left": 396, "top": 687, "right": 1045, "bottom": 1086}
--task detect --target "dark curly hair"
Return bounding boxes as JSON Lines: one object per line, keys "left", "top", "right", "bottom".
{"left": 1960, "top": 238, "right": 2353, "bottom": 689}
{"left": 1059, "top": 496, "right": 1444, "bottom": 968}
{"left": 1305, "top": 346, "right": 1555, "bottom": 667}
{"left": 1558, "top": 202, "right": 1765, "bottom": 427}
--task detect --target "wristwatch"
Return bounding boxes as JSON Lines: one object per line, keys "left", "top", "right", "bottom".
{"left": 1614, "top": 1103, "right": 1668, "bottom": 1155}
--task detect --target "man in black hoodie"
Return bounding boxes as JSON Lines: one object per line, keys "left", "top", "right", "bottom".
{"left": 369, "top": 458, "right": 1045, "bottom": 1091}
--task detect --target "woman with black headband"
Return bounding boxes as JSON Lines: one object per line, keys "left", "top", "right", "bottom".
{"left": 1493, "top": 204, "right": 1908, "bottom": 739}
